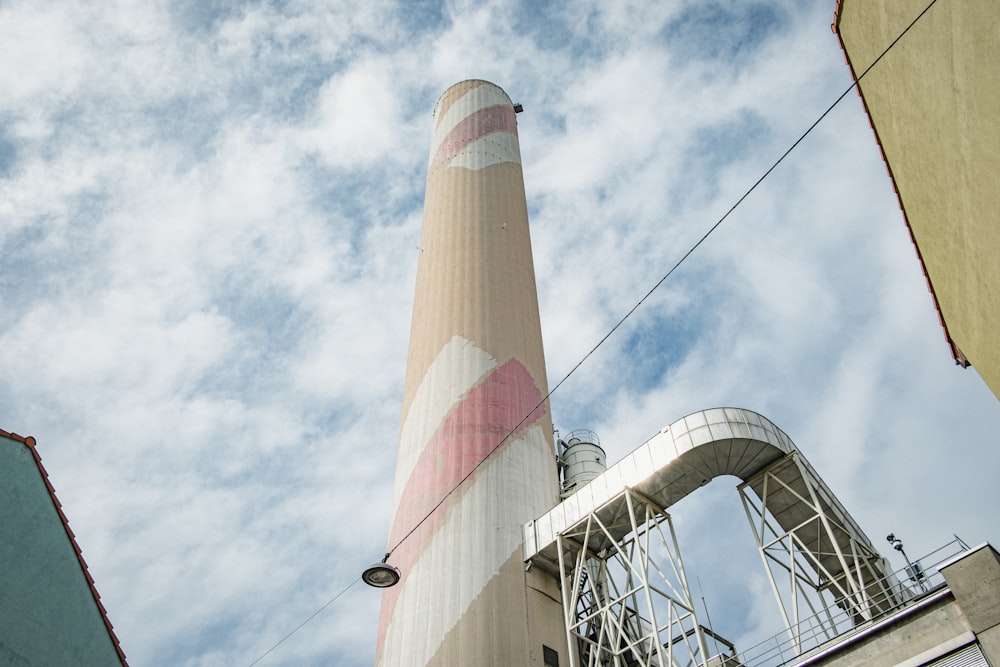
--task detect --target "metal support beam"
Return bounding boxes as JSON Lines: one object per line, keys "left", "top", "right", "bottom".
{"left": 555, "top": 487, "right": 722, "bottom": 667}
{"left": 738, "top": 452, "right": 902, "bottom": 651}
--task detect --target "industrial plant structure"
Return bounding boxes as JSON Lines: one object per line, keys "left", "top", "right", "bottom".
{"left": 372, "top": 80, "right": 1000, "bottom": 667}
{"left": 374, "top": 79, "right": 567, "bottom": 666}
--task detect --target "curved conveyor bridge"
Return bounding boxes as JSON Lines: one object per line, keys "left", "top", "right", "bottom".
{"left": 523, "top": 407, "right": 900, "bottom": 667}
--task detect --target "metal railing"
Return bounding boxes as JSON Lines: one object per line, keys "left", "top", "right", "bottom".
{"left": 733, "top": 538, "right": 970, "bottom": 667}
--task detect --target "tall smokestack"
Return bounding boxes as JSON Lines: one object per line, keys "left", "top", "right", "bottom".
{"left": 375, "top": 80, "right": 565, "bottom": 665}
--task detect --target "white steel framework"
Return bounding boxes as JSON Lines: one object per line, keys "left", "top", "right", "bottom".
{"left": 524, "top": 408, "right": 900, "bottom": 667}
{"left": 555, "top": 488, "right": 716, "bottom": 667}
{"left": 739, "top": 452, "right": 902, "bottom": 653}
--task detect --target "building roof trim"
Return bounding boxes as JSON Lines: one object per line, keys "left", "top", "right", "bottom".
{"left": 0, "top": 427, "right": 129, "bottom": 666}
{"left": 936, "top": 541, "right": 996, "bottom": 571}
{"left": 831, "top": 2, "right": 968, "bottom": 368}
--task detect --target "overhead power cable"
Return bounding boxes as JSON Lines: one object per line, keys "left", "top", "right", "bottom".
{"left": 385, "top": 0, "right": 940, "bottom": 561}
{"left": 249, "top": 0, "right": 940, "bottom": 662}
{"left": 247, "top": 577, "right": 360, "bottom": 666}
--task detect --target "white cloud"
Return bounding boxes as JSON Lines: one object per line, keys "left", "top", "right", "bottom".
{"left": 305, "top": 60, "right": 407, "bottom": 169}
{"left": 0, "top": 4, "right": 90, "bottom": 104}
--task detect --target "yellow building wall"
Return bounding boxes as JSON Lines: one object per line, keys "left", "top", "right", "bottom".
{"left": 836, "top": 0, "right": 1000, "bottom": 399}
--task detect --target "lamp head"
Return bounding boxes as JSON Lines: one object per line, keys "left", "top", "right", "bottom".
{"left": 362, "top": 554, "right": 400, "bottom": 588}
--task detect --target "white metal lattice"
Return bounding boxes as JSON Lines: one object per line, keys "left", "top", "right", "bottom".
{"left": 738, "top": 452, "right": 902, "bottom": 652}
{"left": 556, "top": 488, "right": 714, "bottom": 667}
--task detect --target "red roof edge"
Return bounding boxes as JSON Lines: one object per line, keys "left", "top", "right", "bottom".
{"left": 831, "top": 0, "right": 845, "bottom": 32}
{"left": 831, "top": 2, "right": 967, "bottom": 368}
{"left": 0, "top": 428, "right": 130, "bottom": 666}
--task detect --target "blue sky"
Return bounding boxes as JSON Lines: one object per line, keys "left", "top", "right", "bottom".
{"left": 2, "top": 1, "right": 997, "bottom": 665}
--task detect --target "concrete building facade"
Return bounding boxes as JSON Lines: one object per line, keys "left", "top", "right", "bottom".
{"left": 834, "top": 0, "right": 1000, "bottom": 399}
{"left": 0, "top": 429, "right": 127, "bottom": 666}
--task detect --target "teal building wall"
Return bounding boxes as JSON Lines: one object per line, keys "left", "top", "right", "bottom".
{"left": 1, "top": 433, "right": 125, "bottom": 665}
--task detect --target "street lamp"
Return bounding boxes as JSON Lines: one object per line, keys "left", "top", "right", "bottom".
{"left": 362, "top": 553, "right": 400, "bottom": 588}
{"left": 887, "top": 533, "right": 925, "bottom": 591}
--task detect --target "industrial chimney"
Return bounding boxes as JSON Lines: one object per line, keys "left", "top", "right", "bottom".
{"left": 375, "top": 80, "right": 566, "bottom": 666}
